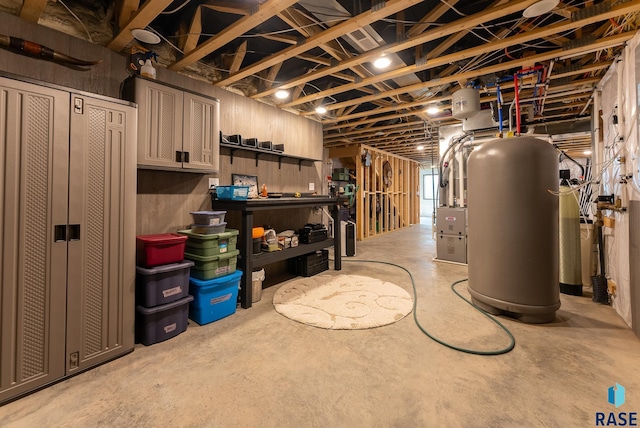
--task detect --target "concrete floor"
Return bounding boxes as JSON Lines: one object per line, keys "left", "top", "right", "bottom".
{"left": 1, "top": 224, "right": 639, "bottom": 427}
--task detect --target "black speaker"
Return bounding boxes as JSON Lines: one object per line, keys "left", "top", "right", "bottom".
{"left": 341, "top": 220, "right": 356, "bottom": 257}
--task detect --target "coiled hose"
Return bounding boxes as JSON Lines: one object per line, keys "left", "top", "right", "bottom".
{"left": 338, "top": 258, "right": 516, "bottom": 355}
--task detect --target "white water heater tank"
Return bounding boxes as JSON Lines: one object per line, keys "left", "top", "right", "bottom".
{"left": 452, "top": 87, "right": 480, "bottom": 119}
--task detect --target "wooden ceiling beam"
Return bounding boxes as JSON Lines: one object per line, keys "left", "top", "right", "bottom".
{"left": 254, "top": 0, "right": 539, "bottom": 99}
{"left": 277, "top": 7, "right": 393, "bottom": 95}
{"left": 229, "top": 41, "right": 248, "bottom": 73}
{"left": 324, "top": 123, "right": 426, "bottom": 143}
{"left": 311, "top": 31, "right": 634, "bottom": 113}
{"left": 115, "top": 0, "right": 140, "bottom": 32}
{"left": 169, "top": 0, "right": 299, "bottom": 71}
{"left": 215, "top": 0, "right": 425, "bottom": 86}
{"left": 181, "top": 6, "right": 202, "bottom": 53}
{"left": 325, "top": 121, "right": 426, "bottom": 139}
{"left": 20, "top": 0, "right": 47, "bottom": 23}
{"left": 108, "top": 0, "right": 176, "bottom": 51}
{"left": 406, "top": 0, "right": 461, "bottom": 37}
{"left": 261, "top": 33, "right": 299, "bottom": 45}
{"left": 283, "top": 1, "right": 639, "bottom": 110}
{"left": 202, "top": 3, "right": 250, "bottom": 16}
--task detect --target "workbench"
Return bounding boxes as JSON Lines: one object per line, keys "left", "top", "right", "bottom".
{"left": 210, "top": 196, "right": 342, "bottom": 308}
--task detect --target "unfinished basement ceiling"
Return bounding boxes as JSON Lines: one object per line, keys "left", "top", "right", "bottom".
{"left": 5, "top": 0, "right": 639, "bottom": 165}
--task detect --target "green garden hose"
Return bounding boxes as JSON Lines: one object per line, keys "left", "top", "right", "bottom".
{"left": 339, "top": 258, "right": 516, "bottom": 355}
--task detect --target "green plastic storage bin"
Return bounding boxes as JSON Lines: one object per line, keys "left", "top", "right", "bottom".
{"left": 178, "top": 229, "right": 239, "bottom": 256}
{"left": 185, "top": 249, "right": 239, "bottom": 280}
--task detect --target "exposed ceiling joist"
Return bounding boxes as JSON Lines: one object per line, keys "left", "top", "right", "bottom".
{"left": 216, "top": 0, "right": 425, "bottom": 86}
{"left": 169, "top": 0, "right": 299, "bottom": 71}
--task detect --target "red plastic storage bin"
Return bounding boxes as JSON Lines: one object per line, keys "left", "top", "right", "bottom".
{"left": 136, "top": 234, "right": 188, "bottom": 268}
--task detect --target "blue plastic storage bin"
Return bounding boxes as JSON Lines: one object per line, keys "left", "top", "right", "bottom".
{"left": 216, "top": 186, "right": 249, "bottom": 200}
{"left": 189, "top": 270, "right": 243, "bottom": 325}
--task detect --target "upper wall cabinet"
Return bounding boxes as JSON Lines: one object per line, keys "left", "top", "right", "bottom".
{"left": 122, "top": 76, "right": 220, "bottom": 173}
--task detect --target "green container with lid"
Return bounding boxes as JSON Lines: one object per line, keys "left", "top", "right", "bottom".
{"left": 178, "top": 229, "right": 239, "bottom": 257}
{"left": 184, "top": 249, "right": 240, "bottom": 280}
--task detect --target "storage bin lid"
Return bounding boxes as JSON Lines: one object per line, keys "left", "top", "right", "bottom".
{"left": 184, "top": 249, "right": 239, "bottom": 262}
{"left": 189, "top": 269, "right": 243, "bottom": 287}
{"left": 136, "top": 233, "right": 188, "bottom": 244}
{"left": 178, "top": 229, "right": 239, "bottom": 240}
{"left": 190, "top": 210, "right": 226, "bottom": 216}
{"left": 136, "top": 260, "right": 194, "bottom": 275}
{"left": 190, "top": 222, "right": 228, "bottom": 229}
{"left": 135, "top": 294, "right": 194, "bottom": 314}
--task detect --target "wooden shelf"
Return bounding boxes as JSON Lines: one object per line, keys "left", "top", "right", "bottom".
{"left": 220, "top": 142, "right": 320, "bottom": 170}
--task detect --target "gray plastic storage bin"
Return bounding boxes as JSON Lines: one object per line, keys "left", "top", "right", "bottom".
{"left": 136, "top": 260, "right": 194, "bottom": 307}
{"left": 135, "top": 295, "right": 194, "bottom": 346}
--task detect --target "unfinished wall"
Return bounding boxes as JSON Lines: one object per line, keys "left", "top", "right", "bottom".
{"left": 329, "top": 144, "right": 420, "bottom": 240}
{"left": 598, "top": 29, "right": 640, "bottom": 327}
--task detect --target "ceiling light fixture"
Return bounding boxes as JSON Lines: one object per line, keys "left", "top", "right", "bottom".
{"left": 426, "top": 106, "right": 439, "bottom": 115}
{"left": 275, "top": 89, "right": 289, "bottom": 99}
{"left": 373, "top": 55, "right": 391, "bottom": 69}
{"left": 416, "top": 145, "right": 425, "bottom": 151}
{"left": 583, "top": 150, "right": 592, "bottom": 155}
{"left": 131, "top": 28, "right": 161, "bottom": 45}
{"left": 315, "top": 106, "right": 327, "bottom": 114}
{"left": 523, "top": 0, "right": 559, "bottom": 18}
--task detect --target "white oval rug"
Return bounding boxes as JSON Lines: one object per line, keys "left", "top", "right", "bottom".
{"left": 273, "top": 274, "right": 413, "bottom": 329}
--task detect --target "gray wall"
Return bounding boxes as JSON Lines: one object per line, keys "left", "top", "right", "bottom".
{"left": 1, "top": 12, "right": 327, "bottom": 280}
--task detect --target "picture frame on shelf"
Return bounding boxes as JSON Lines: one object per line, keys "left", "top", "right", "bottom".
{"left": 232, "top": 174, "right": 259, "bottom": 198}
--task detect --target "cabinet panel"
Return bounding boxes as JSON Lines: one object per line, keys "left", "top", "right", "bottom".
{"left": 124, "top": 76, "right": 219, "bottom": 173}
{"left": 0, "top": 78, "right": 69, "bottom": 402}
{"left": 1, "top": 75, "right": 136, "bottom": 404}
{"left": 183, "top": 92, "right": 220, "bottom": 171}
{"left": 66, "top": 95, "right": 136, "bottom": 373}
{"left": 135, "top": 79, "right": 183, "bottom": 169}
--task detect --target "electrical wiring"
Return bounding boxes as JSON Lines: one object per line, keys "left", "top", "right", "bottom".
{"left": 337, "top": 259, "right": 515, "bottom": 355}
{"left": 57, "top": 0, "right": 93, "bottom": 43}
{"left": 438, "top": 0, "right": 467, "bottom": 18}
{"left": 160, "top": 0, "right": 191, "bottom": 15}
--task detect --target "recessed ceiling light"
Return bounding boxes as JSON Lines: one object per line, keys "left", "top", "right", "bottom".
{"left": 131, "top": 28, "right": 161, "bottom": 45}
{"left": 275, "top": 89, "right": 289, "bottom": 99}
{"left": 416, "top": 145, "right": 425, "bottom": 151}
{"left": 583, "top": 150, "right": 592, "bottom": 155}
{"left": 523, "top": 0, "right": 559, "bottom": 18}
{"left": 315, "top": 106, "right": 327, "bottom": 114}
{"left": 373, "top": 56, "right": 392, "bottom": 69}
{"left": 426, "top": 106, "right": 439, "bottom": 115}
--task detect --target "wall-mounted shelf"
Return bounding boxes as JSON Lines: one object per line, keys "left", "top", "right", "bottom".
{"left": 220, "top": 142, "right": 320, "bottom": 170}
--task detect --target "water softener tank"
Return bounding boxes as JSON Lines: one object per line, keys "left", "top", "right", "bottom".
{"left": 467, "top": 137, "right": 560, "bottom": 323}
{"left": 559, "top": 179, "right": 583, "bottom": 295}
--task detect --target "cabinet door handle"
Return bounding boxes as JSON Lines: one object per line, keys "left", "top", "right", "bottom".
{"left": 183, "top": 151, "right": 189, "bottom": 163}
{"left": 54, "top": 225, "right": 67, "bottom": 242}
{"left": 68, "top": 224, "right": 81, "bottom": 241}
{"left": 176, "top": 151, "right": 183, "bottom": 162}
